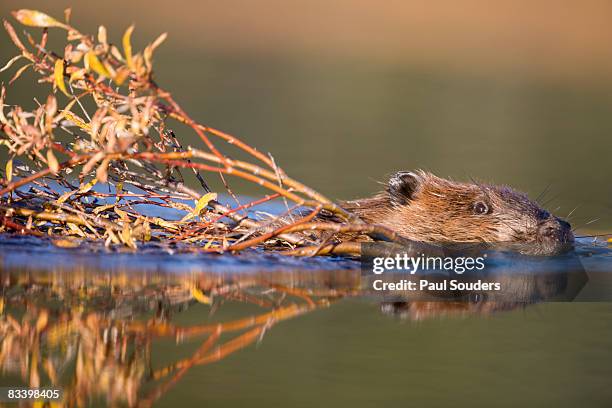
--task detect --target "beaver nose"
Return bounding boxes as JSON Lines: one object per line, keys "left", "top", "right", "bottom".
{"left": 558, "top": 218, "right": 571, "bottom": 231}
{"left": 538, "top": 217, "right": 573, "bottom": 243}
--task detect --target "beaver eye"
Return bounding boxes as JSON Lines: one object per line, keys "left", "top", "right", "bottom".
{"left": 473, "top": 201, "right": 489, "bottom": 215}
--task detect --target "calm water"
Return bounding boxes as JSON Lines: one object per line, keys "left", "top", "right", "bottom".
{"left": 0, "top": 233, "right": 611, "bottom": 407}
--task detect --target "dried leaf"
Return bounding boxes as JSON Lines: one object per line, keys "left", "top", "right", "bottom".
{"left": 3, "top": 20, "right": 28, "bottom": 55}
{"left": 44, "top": 94, "right": 57, "bottom": 125}
{"left": 95, "top": 157, "right": 110, "bottom": 183}
{"left": 0, "top": 85, "right": 6, "bottom": 124}
{"left": 92, "top": 204, "right": 115, "bottom": 214}
{"left": 0, "top": 55, "right": 24, "bottom": 73}
{"left": 114, "top": 207, "right": 130, "bottom": 222}
{"left": 81, "top": 151, "right": 105, "bottom": 175}
{"left": 85, "top": 51, "right": 110, "bottom": 78}
{"left": 123, "top": 25, "right": 135, "bottom": 70}
{"left": 9, "top": 63, "right": 32, "bottom": 84}
{"left": 97, "top": 25, "right": 107, "bottom": 46}
{"left": 120, "top": 223, "right": 137, "bottom": 249}
{"left": 53, "top": 59, "right": 69, "bottom": 96}
{"left": 106, "top": 229, "right": 120, "bottom": 245}
{"left": 144, "top": 32, "right": 167, "bottom": 70}
{"left": 12, "top": 9, "right": 70, "bottom": 29}
{"left": 150, "top": 32, "right": 168, "bottom": 51}
{"left": 46, "top": 149, "right": 59, "bottom": 174}
{"left": 44, "top": 97, "right": 58, "bottom": 137}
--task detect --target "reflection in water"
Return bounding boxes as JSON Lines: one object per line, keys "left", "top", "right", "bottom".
{"left": 0, "top": 264, "right": 585, "bottom": 407}
{"left": 0, "top": 269, "right": 358, "bottom": 407}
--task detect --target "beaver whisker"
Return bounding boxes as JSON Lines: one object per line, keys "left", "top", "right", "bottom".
{"left": 572, "top": 217, "right": 601, "bottom": 232}
{"left": 535, "top": 183, "right": 552, "bottom": 205}
{"left": 566, "top": 205, "right": 580, "bottom": 219}
{"left": 541, "top": 193, "right": 561, "bottom": 208}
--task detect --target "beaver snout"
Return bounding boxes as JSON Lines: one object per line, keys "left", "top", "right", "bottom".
{"left": 538, "top": 217, "right": 574, "bottom": 244}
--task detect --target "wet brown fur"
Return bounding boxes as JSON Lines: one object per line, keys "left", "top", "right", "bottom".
{"left": 341, "top": 170, "right": 573, "bottom": 248}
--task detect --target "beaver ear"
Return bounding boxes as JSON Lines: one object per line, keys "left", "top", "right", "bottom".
{"left": 388, "top": 171, "right": 421, "bottom": 206}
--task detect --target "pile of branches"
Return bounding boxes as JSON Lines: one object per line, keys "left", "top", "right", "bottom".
{"left": 0, "top": 8, "right": 404, "bottom": 256}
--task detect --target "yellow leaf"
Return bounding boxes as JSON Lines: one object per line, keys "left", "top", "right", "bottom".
{"left": 55, "top": 98, "right": 77, "bottom": 123}
{"left": 60, "top": 110, "right": 90, "bottom": 132}
{"left": 151, "top": 217, "right": 179, "bottom": 231}
{"left": 69, "top": 68, "right": 86, "bottom": 83}
{"left": 54, "top": 59, "right": 69, "bottom": 96}
{"left": 47, "top": 149, "right": 59, "bottom": 174}
{"left": 113, "top": 66, "right": 130, "bottom": 85}
{"left": 123, "top": 25, "right": 135, "bottom": 70}
{"left": 85, "top": 51, "right": 110, "bottom": 78}
{"left": 78, "top": 179, "right": 97, "bottom": 194}
{"left": 56, "top": 180, "right": 95, "bottom": 205}
{"left": 12, "top": 9, "right": 70, "bottom": 29}
{"left": 56, "top": 189, "right": 74, "bottom": 205}
{"left": 92, "top": 204, "right": 115, "bottom": 214}
{"left": 5, "top": 159, "right": 12, "bottom": 183}
{"left": 195, "top": 192, "right": 216, "bottom": 214}
{"left": 191, "top": 287, "right": 212, "bottom": 305}
{"left": 181, "top": 192, "right": 217, "bottom": 222}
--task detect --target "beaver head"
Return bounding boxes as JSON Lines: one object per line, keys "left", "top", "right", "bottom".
{"left": 344, "top": 170, "right": 574, "bottom": 254}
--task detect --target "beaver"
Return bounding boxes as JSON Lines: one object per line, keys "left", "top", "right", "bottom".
{"left": 341, "top": 170, "right": 574, "bottom": 254}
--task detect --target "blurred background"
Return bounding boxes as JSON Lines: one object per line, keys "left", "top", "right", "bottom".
{"left": 1, "top": 0, "right": 611, "bottom": 231}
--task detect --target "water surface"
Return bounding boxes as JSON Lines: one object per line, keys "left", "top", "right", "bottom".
{"left": 0, "top": 234, "right": 610, "bottom": 407}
